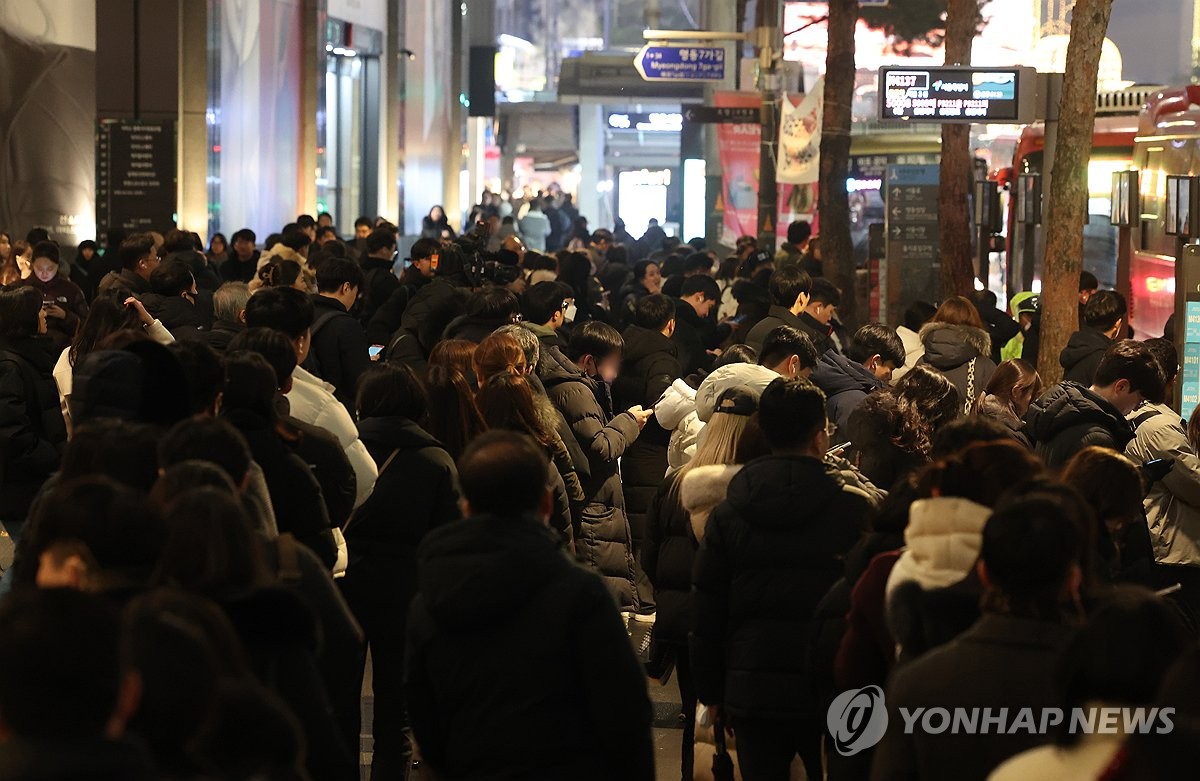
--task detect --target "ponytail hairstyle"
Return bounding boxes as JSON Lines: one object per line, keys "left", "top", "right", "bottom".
{"left": 472, "top": 332, "right": 527, "bottom": 388}
{"left": 251, "top": 258, "right": 311, "bottom": 292}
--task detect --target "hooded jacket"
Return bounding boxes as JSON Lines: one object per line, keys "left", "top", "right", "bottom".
{"left": 654, "top": 378, "right": 701, "bottom": 472}
{"left": 541, "top": 349, "right": 642, "bottom": 609}
{"left": 691, "top": 455, "right": 869, "bottom": 719}
{"left": 340, "top": 415, "right": 459, "bottom": 670}
{"left": 406, "top": 515, "right": 655, "bottom": 780}
{"left": 1126, "top": 403, "right": 1200, "bottom": 567}
{"left": 811, "top": 349, "right": 883, "bottom": 443}
{"left": 918, "top": 322, "right": 996, "bottom": 409}
{"left": 681, "top": 463, "right": 742, "bottom": 542}
{"left": 891, "top": 325, "right": 924, "bottom": 383}
{"left": 884, "top": 497, "right": 992, "bottom": 606}
{"left": 1058, "top": 327, "right": 1112, "bottom": 386}
{"left": 976, "top": 393, "right": 1035, "bottom": 449}
{"left": 1024, "top": 381, "right": 1134, "bottom": 468}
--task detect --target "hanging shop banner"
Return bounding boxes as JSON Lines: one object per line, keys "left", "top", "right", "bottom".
{"left": 777, "top": 77, "right": 823, "bottom": 185}
{"left": 714, "top": 91, "right": 762, "bottom": 242}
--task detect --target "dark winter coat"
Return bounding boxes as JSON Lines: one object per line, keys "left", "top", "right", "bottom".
{"left": 139, "top": 292, "right": 206, "bottom": 334}
{"left": 811, "top": 349, "right": 883, "bottom": 443}
{"left": 871, "top": 614, "right": 1076, "bottom": 781}
{"left": 0, "top": 335, "right": 66, "bottom": 529}
{"left": 743, "top": 304, "right": 831, "bottom": 357}
{"left": 304, "top": 295, "right": 370, "bottom": 411}
{"left": 612, "top": 325, "right": 681, "bottom": 550}
{"left": 219, "top": 251, "right": 260, "bottom": 283}
{"left": 17, "top": 276, "right": 87, "bottom": 351}
{"left": 222, "top": 409, "right": 338, "bottom": 567}
{"left": 406, "top": 514, "right": 655, "bottom": 781}
{"left": 359, "top": 255, "right": 400, "bottom": 330}
{"left": 1059, "top": 326, "right": 1112, "bottom": 386}
{"left": 282, "top": 415, "right": 358, "bottom": 528}
{"left": 220, "top": 587, "right": 356, "bottom": 780}
{"left": 340, "top": 416, "right": 459, "bottom": 673}
{"left": 672, "top": 298, "right": 730, "bottom": 376}
{"left": 96, "top": 267, "right": 150, "bottom": 297}
{"left": 1024, "top": 381, "right": 1134, "bottom": 468}
{"left": 642, "top": 470, "right": 695, "bottom": 644}
{"left": 541, "top": 351, "right": 642, "bottom": 609}
{"left": 918, "top": 322, "right": 996, "bottom": 410}
{"left": 195, "top": 318, "right": 244, "bottom": 353}
{"left": 691, "top": 455, "right": 869, "bottom": 720}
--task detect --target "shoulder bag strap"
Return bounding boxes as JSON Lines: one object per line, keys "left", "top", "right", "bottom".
{"left": 964, "top": 358, "right": 977, "bottom": 415}
{"left": 341, "top": 448, "right": 401, "bottom": 534}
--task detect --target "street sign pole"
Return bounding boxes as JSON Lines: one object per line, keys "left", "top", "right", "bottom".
{"left": 755, "top": 0, "right": 781, "bottom": 248}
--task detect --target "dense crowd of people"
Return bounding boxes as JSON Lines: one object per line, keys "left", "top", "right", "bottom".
{"left": 0, "top": 207, "right": 1199, "bottom": 781}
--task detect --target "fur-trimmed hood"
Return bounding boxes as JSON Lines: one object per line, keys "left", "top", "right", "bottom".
{"left": 919, "top": 322, "right": 991, "bottom": 369}
{"left": 885, "top": 496, "right": 992, "bottom": 603}
{"left": 680, "top": 464, "right": 743, "bottom": 541}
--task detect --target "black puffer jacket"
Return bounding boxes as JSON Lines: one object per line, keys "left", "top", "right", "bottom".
{"left": 691, "top": 455, "right": 869, "bottom": 719}
{"left": 406, "top": 515, "right": 654, "bottom": 780}
{"left": 918, "top": 322, "right": 996, "bottom": 410}
{"left": 1024, "top": 381, "right": 1134, "bottom": 468}
{"left": 1058, "top": 327, "right": 1111, "bottom": 386}
{"left": 542, "top": 352, "right": 642, "bottom": 609}
{"left": 0, "top": 335, "right": 66, "bottom": 530}
{"left": 304, "top": 295, "right": 370, "bottom": 411}
{"left": 612, "top": 325, "right": 681, "bottom": 551}
{"left": 811, "top": 349, "right": 883, "bottom": 443}
{"left": 641, "top": 470, "right": 694, "bottom": 644}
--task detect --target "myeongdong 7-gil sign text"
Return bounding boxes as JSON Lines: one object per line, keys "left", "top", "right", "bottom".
{"left": 879, "top": 66, "right": 1036, "bottom": 124}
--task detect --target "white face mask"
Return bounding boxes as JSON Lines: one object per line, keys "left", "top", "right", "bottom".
{"left": 564, "top": 303, "right": 577, "bottom": 323}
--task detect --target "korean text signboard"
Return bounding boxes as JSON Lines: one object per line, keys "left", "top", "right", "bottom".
{"left": 96, "top": 119, "right": 176, "bottom": 235}
{"left": 879, "top": 66, "right": 1036, "bottom": 123}
{"left": 636, "top": 45, "right": 727, "bottom": 82}
{"left": 885, "top": 164, "right": 941, "bottom": 317}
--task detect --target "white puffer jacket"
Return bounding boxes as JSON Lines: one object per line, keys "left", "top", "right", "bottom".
{"left": 655, "top": 379, "right": 703, "bottom": 473}
{"left": 694, "top": 363, "right": 779, "bottom": 423}
{"left": 885, "top": 496, "right": 992, "bottom": 603}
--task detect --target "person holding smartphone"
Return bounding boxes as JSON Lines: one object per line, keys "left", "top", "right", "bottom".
{"left": 17, "top": 241, "right": 87, "bottom": 353}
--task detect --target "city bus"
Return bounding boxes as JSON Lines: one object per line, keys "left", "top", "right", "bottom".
{"left": 1006, "top": 86, "right": 1160, "bottom": 309}
{"left": 1128, "top": 84, "right": 1200, "bottom": 340}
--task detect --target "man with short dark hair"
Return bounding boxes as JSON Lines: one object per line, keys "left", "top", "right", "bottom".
{"left": 775, "top": 219, "right": 812, "bottom": 270}
{"left": 0, "top": 588, "right": 153, "bottom": 778}
{"left": 743, "top": 266, "right": 817, "bottom": 356}
{"left": 359, "top": 227, "right": 399, "bottom": 327}
{"left": 97, "top": 233, "right": 158, "bottom": 296}
{"left": 304, "top": 258, "right": 369, "bottom": 412}
{"left": 811, "top": 322, "right": 906, "bottom": 442}
{"left": 692, "top": 377, "right": 868, "bottom": 780}
{"left": 245, "top": 287, "right": 377, "bottom": 506}
{"left": 521, "top": 280, "right": 574, "bottom": 362}
{"left": 221, "top": 228, "right": 260, "bottom": 283}
{"left": 672, "top": 274, "right": 730, "bottom": 375}
{"left": 1060, "top": 289, "right": 1127, "bottom": 386}
{"left": 1027, "top": 339, "right": 1165, "bottom": 467}
{"left": 801, "top": 277, "right": 840, "bottom": 354}
{"left": 406, "top": 431, "right": 655, "bottom": 780}
{"left": 757, "top": 324, "right": 820, "bottom": 379}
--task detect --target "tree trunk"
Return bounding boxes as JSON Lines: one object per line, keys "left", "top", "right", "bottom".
{"left": 938, "top": 0, "right": 982, "bottom": 300}
{"left": 1037, "top": 0, "right": 1114, "bottom": 386}
{"left": 819, "top": 0, "right": 859, "bottom": 328}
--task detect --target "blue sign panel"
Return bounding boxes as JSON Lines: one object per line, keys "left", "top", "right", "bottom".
{"left": 635, "top": 45, "right": 727, "bottom": 82}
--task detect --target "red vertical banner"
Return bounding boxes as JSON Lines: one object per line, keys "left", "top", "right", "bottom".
{"left": 715, "top": 91, "right": 763, "bottom": 244}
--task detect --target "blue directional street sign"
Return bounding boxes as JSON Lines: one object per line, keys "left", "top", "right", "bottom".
{"left": 635, "top": 44, "right": 727, "bottom": 82}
